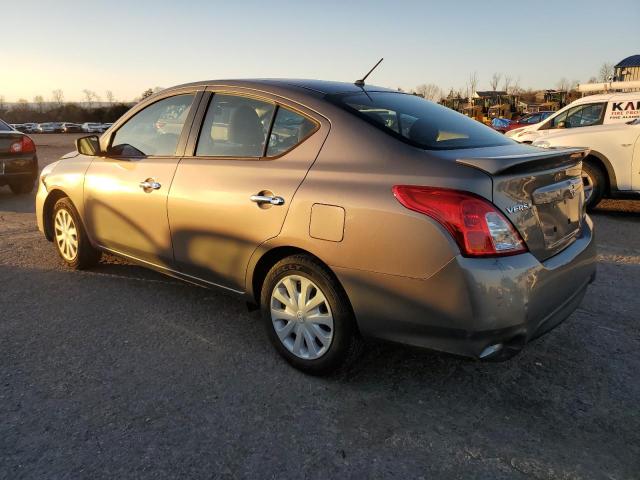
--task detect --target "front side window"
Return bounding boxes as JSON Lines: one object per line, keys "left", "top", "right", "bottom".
{"left": 544, "top": 109, "right": 570, "bottom": 129}
{"left": 564, "top": 103, "right": 605, "bottom": 128}
{"left": 110, "top": 94, "right": 195, "bottom": 156}
{"left": 329, "top": 92, "right": 512, "bottom": 150}
{"left": 196, "top": 94, "right": 275, "bottom": 157}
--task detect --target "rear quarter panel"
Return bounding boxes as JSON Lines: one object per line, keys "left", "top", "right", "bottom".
{"left": 246, "top": 108, "right": 493, "bottom": 294}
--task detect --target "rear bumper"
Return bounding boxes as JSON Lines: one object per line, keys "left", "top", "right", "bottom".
{"left": 0, "top": 155, "right": 38, "bottom": 185}
{"left": 334, "top": 215, "right": 596, "bottom": 358}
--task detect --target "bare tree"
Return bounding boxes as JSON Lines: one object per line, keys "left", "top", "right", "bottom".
{"left": 82, "top": 89, "right": 97, "bottom": 109}
{"left": 490, "top": 72, "right": 502, "bottom": 91}
{"left": 141, "top": 88, "right": 154, "bottom": 100}
{"left": 502, "top": 75, "right": 512, "bottom": 94}
{"left": 105, "top": 90, "right": 115, "bottom": 103}
{"left": 467, "top": 71, "right": 478, "bottom": 101}
{"left": 509, "top": 76, "right": 522, "bottom": 95}
{"left": 0, "top": 95, "right": 5, "bottom": 112}
{"left": 588, "top": 76, "right": 598, "bottom": 84}
{"left": 598, "top": 62, "right": 614, "bottom": 82}
{"left": 414, "top": 83, "right": 442, "bottom": 101}
{"left": 33, "top": 95, "right": 45, "bottom": 113}
{"left": 52, "top": 89, "right": 64, "bottom": 106}
{"left": 16, "top": 99, "right": 30, "bottom": 111}
{"left": 556, "top": 78, "right": 570, "bottom": 91}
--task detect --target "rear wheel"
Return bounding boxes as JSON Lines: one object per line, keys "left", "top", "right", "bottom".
{"left": 582, "top": 161, "right": 606, "bottom": 210}
{"left": 52, "top": 197, "right": 101, "bottom": 269}
{"left": 261, "top": 254, "right": 362, "bottom": 375}
{"left": 9, "top": 178, "right": 35, "bottom": 195}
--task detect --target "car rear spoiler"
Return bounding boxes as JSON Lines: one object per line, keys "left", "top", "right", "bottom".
{"left": 456, "top": 147, "right": 589, "bottom": 176}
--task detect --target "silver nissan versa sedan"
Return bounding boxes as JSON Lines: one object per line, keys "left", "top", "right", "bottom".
{"left": 35, "top": 79, "right": 596, "bottom": 374}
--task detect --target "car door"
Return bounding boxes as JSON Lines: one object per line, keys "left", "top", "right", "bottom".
{"left": 167, "top": 89, "right": 329, "bottom": 291}
{"left": 84, "top": 90, "right": 202, "bottom": 266}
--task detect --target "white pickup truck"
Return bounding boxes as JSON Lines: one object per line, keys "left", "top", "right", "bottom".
{"left": 532, "top": 120, "right": 640, "bottom": 208}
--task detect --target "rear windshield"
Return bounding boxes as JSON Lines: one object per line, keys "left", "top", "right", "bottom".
{"left": 0, "top": 119, "right": 13, "bottom": 132}
{"left": 329, "top": 91, "right": 513, "bottom": 150}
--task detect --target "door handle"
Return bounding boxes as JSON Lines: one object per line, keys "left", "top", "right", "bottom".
{"left": 250, "top": 194, "right": 285, "bottom": 206}
{"left": 139, "top": 180, "right": 161, "bottom": 191}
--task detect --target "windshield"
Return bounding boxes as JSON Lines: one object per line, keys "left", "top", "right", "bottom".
{"left": 328, "top": 91, "right": 513, "bottom": 150}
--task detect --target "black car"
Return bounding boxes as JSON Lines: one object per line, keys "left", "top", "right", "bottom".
{"left": 0, "top": 119, "right": 38, "bottom": 194}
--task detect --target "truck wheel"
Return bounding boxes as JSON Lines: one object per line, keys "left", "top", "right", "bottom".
{"left": 582, "top": 161, "right": 606, "bottom": 210}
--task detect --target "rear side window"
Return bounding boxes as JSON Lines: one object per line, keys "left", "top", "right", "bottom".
{"left": 110, "top": 94, "right": 195, "bottom": 156}
{"left": 0, "top": 120, "right": 12, "bottom": 131}
{"left": 196, "top": 94, "right": 318, "bottom": 158}
{"left": 196, "top": 95, "right": 275, "bottom": 157}
{"left": 329, "top": 92, "right": 512, "bottom": 150}
{"left": 266, "top": 108, "right": 317, "bottom": 156}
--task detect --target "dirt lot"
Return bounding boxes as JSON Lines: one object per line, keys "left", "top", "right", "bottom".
{"left": 1, "top": 134, "right": 639, "bottom": 479}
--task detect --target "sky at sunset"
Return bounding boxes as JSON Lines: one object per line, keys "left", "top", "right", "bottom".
{"left": 1, "top": 0, "right": 639, "bottom": 103}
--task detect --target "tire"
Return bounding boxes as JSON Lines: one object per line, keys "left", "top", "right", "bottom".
{"left": 52, "top": 197, "right": 101, "bottom": 269}
{"left": 582, "top": 161, "right": 606, "bottom": 210}
{"left": 260, "top": 254, "right": 363, "bottom": 375}
{"left": 9, "top": 178, "right": 35, "bottom": 195}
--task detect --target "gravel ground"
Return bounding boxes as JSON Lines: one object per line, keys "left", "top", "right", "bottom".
{"left": 1, "top": 134, "right": 639, "bottom": 479}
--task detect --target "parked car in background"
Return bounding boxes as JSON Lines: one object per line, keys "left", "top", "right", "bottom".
{"left": 62, "top": 123, "right": 83, "bottom": 133}
{"left": 35, "top": 79, "right": 596, "bottom": 374}
{"left": 81, "top": 122, "right": 105, "bottom": 133}
{"left": 22, "top": 123, "right": 38, "bottom": 133}
{"left": 505, "top": 111, "right": 554, "bottom": 132}
{"left": 507, "top": 92, "right": 640, "bottom": 143}
{"left": 102, "top": 123, "right": 113, "bottom": 131}
{"left": 10, "top": 124, "right": 22, "bottom": 131}
{"left": 0, "top": 118, "right": 38, "bottom": 194}
{"left": 532, "top": 119, "right": 640, "bottom": 208}
{"left": 36, "top": 123, "right": 56, "bottom": 133}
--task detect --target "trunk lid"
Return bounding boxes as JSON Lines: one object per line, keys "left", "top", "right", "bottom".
{"left": 456, "top": 147, "right": 589, "bottom": 261}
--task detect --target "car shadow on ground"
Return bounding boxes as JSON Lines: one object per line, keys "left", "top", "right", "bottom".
{"left": 0, "top": 189, "right": 37, "bottom": 214}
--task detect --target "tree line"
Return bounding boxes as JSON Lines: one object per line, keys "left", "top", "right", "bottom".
{"left": 0, "top": 88, "right": 160, "bottom": 124}
{"left": 408, "top": 62, "right": 616, "bottom": 103}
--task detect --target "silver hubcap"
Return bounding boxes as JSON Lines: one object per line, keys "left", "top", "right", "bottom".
{"left": 582, "top": 171, "right": 594, "bottom": 203}
{"left": 270, "top": 274, "right": 334, "bottom": 360}
{"left": 54, "top": 209, "right": 78, "bottom": 261}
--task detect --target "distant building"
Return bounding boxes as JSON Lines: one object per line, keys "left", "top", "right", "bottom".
{"left": 614, "top": 54, "right": 640, "bottom": 83}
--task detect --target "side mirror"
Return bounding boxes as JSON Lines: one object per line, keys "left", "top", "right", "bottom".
{"left": 76, "top": 135, "right": 101, "bottom": 156}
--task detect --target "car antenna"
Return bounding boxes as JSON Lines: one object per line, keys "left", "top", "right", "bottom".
{"left": 355, "top": 58, "right": 384, "bottom": 87}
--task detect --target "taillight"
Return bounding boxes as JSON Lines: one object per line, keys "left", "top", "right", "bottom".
{"left": 9, "top": 136, "right": 36, "bottom": 154}
{"left": 392, "top": 185, "right": 527, "bottom": 257}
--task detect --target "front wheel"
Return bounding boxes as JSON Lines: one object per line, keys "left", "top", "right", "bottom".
{"left": 52, "top": 197, "right": 101, "bottom": 269}
{"left": 261, "top": 254, "right": 362, "bottom": 375}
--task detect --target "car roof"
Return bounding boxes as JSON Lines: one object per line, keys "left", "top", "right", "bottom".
{"left": 169, "top": 78, "right": 397, "bottom": 97}
{"left": 572, "top": 91, "right": 640, "bottom": 104}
